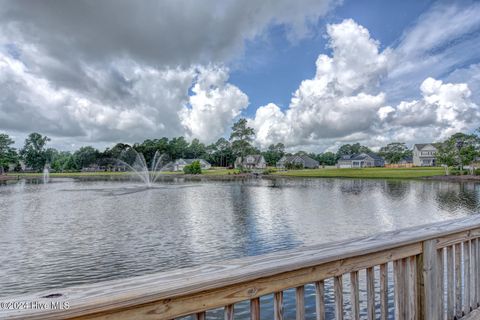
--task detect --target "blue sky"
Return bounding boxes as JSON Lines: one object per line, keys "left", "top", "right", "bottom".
{"left": 230, "top": 0, "right": 439, "bottom": 116}
{"left": 0, "top": 0, "right": 479, "bottom": 151}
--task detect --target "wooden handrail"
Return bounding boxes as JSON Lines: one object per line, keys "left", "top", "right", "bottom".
{"left": 2, "top": 215, "right": 480, "bottom": 319}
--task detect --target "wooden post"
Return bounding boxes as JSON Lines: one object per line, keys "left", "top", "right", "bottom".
{"left": 416, "top": 253, "right": 425, "bottom": 320}
{"left": 367, "top": 267, "right": 375, "bottom": 320}
{"left": 350, "top": 271, "right": 360, "bottom": 320}
{"left": 250, "top": 298, "right": 260, "bottom": 320}
{"left": 422, "top": 239, "right": 439, "bottom": 320}
{"left": 224, "top": 304, "right": 234, "bottom": 320}
{"left": 334, "top": 275, "right": 343, "bottom": 320}
{"left": 274, "top": 292, "right": 283, "bottom": 320}
{"left": 296, "top": 286, "right": 305, "bottom": 320}
{"left": 315, "top": 280, "right": 325, "bottom": 320}
{"left": 380, "top": 263, "right": 388, "bottom": 320}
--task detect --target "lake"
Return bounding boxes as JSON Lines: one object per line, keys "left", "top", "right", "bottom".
{"left": 0, "top": 177, "right": 479, "bottom": 318}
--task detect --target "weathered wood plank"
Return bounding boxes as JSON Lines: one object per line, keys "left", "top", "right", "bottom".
{"left": 3, "top": 216, "right": 480, "bottom": 320}
{"left": 334, "top": 275, "right": 343, "bottom": 320}
{"left": 455, "top": 243, "right": 463, "bottom": 319}
{"left": 274, "top": 292, "right": 283, "bottom": 320}
{"left": 407, "top": 256, "right": 416, "bottom": 320}
{"left": 447, "top": 245, "right": 455, "bottom": 319}
{"left": 465, "top": 241, "right": 471, "bottom": 315}
{"left": 438, "top": 248, "right": 444, "bottom": 318}
{"left": 367, "top": 267, "right": 375, "bottom": 320}
{"left": 195, "top": 311, "right": 206, "bottom": 320}
{"left": 380, "top": 263, "right": 388, "bottom": 320}
{"left": 250, "top": 298, "right": 260, "bottom": 320}
{"left": 315, "top": 281, "right": 325, "bottom": 320}
{"left": 473, "top": 239, "right": 478, "bottom": 308}
{"left": 350, "top": 271, "right": 360, "bottom": 320}
{"left": 476, "top": 238, "right": 480, "bottom": 308}
{"left": 296, "top": 286, "right": 305, "bottom": 320}
{"left": 416, "top": 253, "right": 425, "bottom": 320}
{"left": 423, "top": 239, "right": 439, "bottom": 320}
{"left": 224, "top": 304, "right": 234, "bottom": 320}
{"left": 394, "top": 259, "right": 406, "bottom": 319}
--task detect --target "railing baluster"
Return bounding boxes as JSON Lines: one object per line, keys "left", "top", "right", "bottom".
{"left": 367, "top": 267, "right": 375, "bottom": 320}
{"left": 416, "top": 253, "right": 425, "bottom": 320}
{"left": 447, "top": 245, "right": 455, "bottom": 319}
{"left": 296, "top": 286, "right": 305, "bottom": 320}
{"left": 250, "top": 298, "right": 260, "bottom": 320}
{"left": 224, "top": 304, "right": 234, "bottom": 320}
{"left": 423, "top": 239, "right": 440, "bottom": 319}
{"left": 394, "top": 259, "right": 406, "bottom": 319}
{"left": 380, "top": 263, "right": 388, "bottom": 320}
{"left": 465, "top": 240, "right": 471, "bottom": 315}
{"left": 438, "top": 248, "right": 445, "bottom": 318}
{"left": 474, "top": 238, "right": 480, "bottom": 308}
{"left": 274, "top": 291, "right": 283, "bottom": 320}
{"left": 407, "top": 256, "right": 416, "bottom": 320}
{"left": 315, "top": 280, "right": 325, "bottom": 320}
{"left": 195, "top": 311, "right": 206, "bottom": 320}
{"left": 455, "top": 243, "right": 462, "bottom": 319}
{"left": 350, "top": 271, "right": 360, "bottom": 320}
{"left": 334, "top": 275, "right": 343, "bottom": 320}
{"left": 473, "top": 238, "right": 478, "bottom": 308}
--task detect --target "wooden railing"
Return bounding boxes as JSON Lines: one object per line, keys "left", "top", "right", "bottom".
{"left": 3, "top": 215, "right": 480, "bottom": 319}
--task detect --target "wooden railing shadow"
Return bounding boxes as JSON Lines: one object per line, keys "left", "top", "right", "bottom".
{"left": 2, "top": 215, "right": 480, "bottom": 319}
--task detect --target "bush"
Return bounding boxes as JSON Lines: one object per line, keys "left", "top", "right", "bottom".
{"left": 450, "top": 168, "right": 469, "bottom": 176}
{"left": 475, "top": 168, "right": 480, "bottom": 176}
{"left": 263, "top": 168, "right": 277, "bottom": 175}
{"left": 285, "top": 162, "right": 304, "bottom": 170}
{"left": 183, "top": 161, "right": 202, "bottom": 174}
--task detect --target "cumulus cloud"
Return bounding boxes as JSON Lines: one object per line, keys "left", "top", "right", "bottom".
{"left": 0, "top": 0, "right": 338, "bottom": 148}
{"left": 378, "top": 77, "right": 480, "bottom": 143}
{"left": 0, "top": 47, "right": 247, "bottom": 145}
{"left": 250, "top": 19, "right": 480, "bottom": 151}
{"left": 250, "top": 19, "right": 390, "bottom": 149}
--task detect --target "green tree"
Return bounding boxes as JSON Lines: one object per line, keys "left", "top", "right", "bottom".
{"left": 230, "top": 118, "right": 255, "bottom": 158}
{"left": 187, "top": 138, "right": 206, "bottom": 159}
{"left": 0, "top": 133, "right": 18, "bottom": 173}
{"left": 318, "top": 152, "right": 336, "bottom": 166}
{"left": 20, "top": 133, "right": 50, "bottom": 172}
{"left": 436, "top": 139, "right": 458, "bottom": 175}
{"left": 74, "top": 146, "right": 100, "bottom": 169}
{"left": 336, "top": 143, "right": 372, "bottom": 159}
{"left": 378, "top": 142, "right": 410, "bottom": 164}
{"left": 168, "top": 137, "right": 189, "bottom": 159}
{"left": 263, "top": 143, "right": 285, "bottom": 166}
{"left": 183, "top": 160, "right": 202, "bottom": 174}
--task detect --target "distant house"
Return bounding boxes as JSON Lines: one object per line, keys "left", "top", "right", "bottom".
{"left": 234, "top": 155, "right": 266, "bottom": 170}
{"left": 385, "top": 156, "right": 413, "bottom": 168}
{"left": 413, "top": 144, "right": 439, "bottom": 166}
{"left": 276, "top": 154, "right": 319, "bottom": 169}
{"left": 336, "top": 153, "right": 385, "bottom": 168}
{"left": 168, "top": 159, "right": 211, "bottom": 172}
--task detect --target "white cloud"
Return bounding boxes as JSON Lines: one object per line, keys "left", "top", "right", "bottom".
{"left": 179, "top": 66, "right": 249, "bottom": 142}
{"left": 379, "top": 77, "right": 479, "bottom": 143}
{"left": 250, "top": 19, "right": 389, "bottom": 149}
{"left": 0, "top": 48, "right": 247, "bottom": 146}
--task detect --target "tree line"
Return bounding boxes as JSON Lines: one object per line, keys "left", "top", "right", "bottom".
{"left": 0, "top": 119, "right": 479, "bottom": 173}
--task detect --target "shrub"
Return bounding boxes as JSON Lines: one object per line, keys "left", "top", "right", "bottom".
{"left": 285, "top": 162, "right": 304, "bottom": 170}
{"left": 183, "top": 161, "right": 202, "bottom": 174}
{"left": 263, "top": 168, "right": 277, "bottom": 175}
{"left": 475, "top": 168, "right": 480, "bottom": 176}
{"left": 450, "top": 168, "right": 469, "bottom": 176}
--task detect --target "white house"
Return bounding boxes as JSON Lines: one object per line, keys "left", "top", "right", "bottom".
{"left": 336, "top": 153, "right": 385, "bottom": 168}
{"left": 234, "top": 155, "right": 266, "bottom": 170}
{"left": 413, "top": 144, "right": 438, "bottom": 166}
{"left": 171, "top": 159, "right": 211, "bottom": 172}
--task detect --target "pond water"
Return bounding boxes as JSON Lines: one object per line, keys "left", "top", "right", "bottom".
{"left": 1, "top": 177, "right": 479, "bottom": 318}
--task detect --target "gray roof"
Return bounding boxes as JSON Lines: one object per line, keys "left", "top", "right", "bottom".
{"left": 414, "top": 143, "right": 440, "bottom": 150}
{"left": 237, "top": 155, "right": 264, "bottom": 165}
{"left": 339, "top": 153, "right": 383, "bottom": 161}
{"left": 279, "top": 154, "right": 319, "bottom": 166}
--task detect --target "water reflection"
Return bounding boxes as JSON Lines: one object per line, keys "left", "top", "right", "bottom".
{"left": 0, "top": 177, "right": 479, "bottom": 318}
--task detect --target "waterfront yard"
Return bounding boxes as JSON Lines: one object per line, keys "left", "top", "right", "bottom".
{"left": 273, "top": 166, "right": 445, "bottom": 179}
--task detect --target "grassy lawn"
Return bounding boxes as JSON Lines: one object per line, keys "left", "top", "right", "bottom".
{"left": 273, "top": 167, "right": 445, "bottom": 179}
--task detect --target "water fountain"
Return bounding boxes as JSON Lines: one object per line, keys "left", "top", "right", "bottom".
{"left": 115, "top": 150, "right": 168, "bottom": 188}
{"left": 43, "top": 165, "right": 50, "bottom": 184}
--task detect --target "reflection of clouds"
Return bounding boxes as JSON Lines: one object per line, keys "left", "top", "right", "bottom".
{"left": 434, "top": 182, "right": 479, "bottom": 214}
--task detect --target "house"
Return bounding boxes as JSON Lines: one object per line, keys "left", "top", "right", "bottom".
{"left": 276, "top": 154, "right": 319, "bottom": 169}
{"left": 384, "top": 156, "right": 413, "bottom": 168}
{"left": 336, "top": 153, "right": 385, "bottom": 168}
{"left": 234, "top": 155, "right": 266, "bottom": 170}
{"left": 168, "top": 159, "right": 211, "bottom": 172}
{"left": 413, "top": 144, "right": 439, "bottom": 166}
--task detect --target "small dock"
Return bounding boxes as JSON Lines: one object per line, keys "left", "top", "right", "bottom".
{"left": 2, "top": 215, "right": 480, "bottom": 319}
